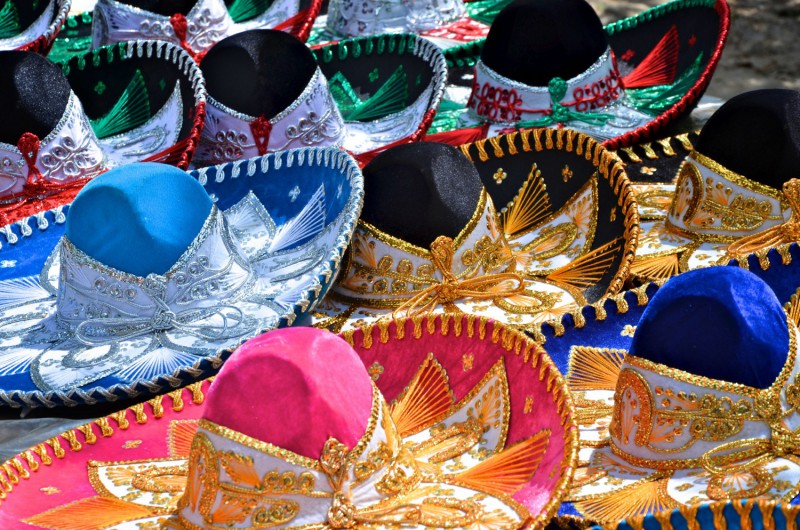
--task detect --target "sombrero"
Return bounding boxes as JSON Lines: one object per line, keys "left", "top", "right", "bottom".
{"left": 312, "top": 130, "right": 637, "bottom": 333}
{"left": 548, "top": 267, "right": 800, "bottom": 524}
{"left": 427, "top": 0, "right": 730, "bottom": 150}
{"left": 0, "top": 42, "right": 205, "bottom": 226}
{"left": 630, "top": 89, "right": 800, "bottom": 282}
{"left": 0, "top": 0, "right": 69, "bottom": 54}
{"left": 0, "top": 147, "right": 363, "bottom": 408}
{"left": 48, "top": 0, "right": 322, "bottom": 63}
{"left": 0, "top": 319, "right": 577, "bottom": 529}
{"left": 307, "top": 0, "right": 503, "bottom": 54}
{"left": 193, "top": 29, "right": 446, "bottom": 165}
{"left": 595, "top": 500, "right": 800, "bottom": 530}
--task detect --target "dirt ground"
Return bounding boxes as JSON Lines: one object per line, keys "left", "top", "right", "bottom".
{"left": 596, "top": 0, "right": 800, "bottom": 99}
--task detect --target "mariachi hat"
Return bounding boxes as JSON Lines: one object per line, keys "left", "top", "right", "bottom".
{"left": 542, "top": 267, "right": 800, "bottom": 524}
{"left": 48, "top": 0, "right": 321, "bottom": 63}
{"left": 1, "top": 319, "right": 577, "bottom": 529}
{"left": 0, "top": 148, "right": 363, "bottom": 408}
{"left": 630, "top": 89, "right": 800, "bottom": 282}
{"left": 0, "top": 0, "right": 69, "bottom": 54}
{"left": 0, "top": 43, "right": 205, "bottom": 226}
{"left": 308, "top": 0, "right": 501, "bottom": 54}
{"left": 193, "top": 29, "right": 446, "bottom": 165}
{"left": 313, "top": 130, "right": 637, "bottom": 333}
{"left": 593, "top": 500, "right": 800, "bottom": 530}
{"left": 428, "top": 0, "right": 729, "bottom": 150}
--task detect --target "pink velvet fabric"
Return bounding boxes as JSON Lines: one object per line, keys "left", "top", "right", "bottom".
{"left": 203, "top": 327, "right": 374, "bottom": 459}
{"left": 348, "top": 316, "right": 574, "bottom": 515}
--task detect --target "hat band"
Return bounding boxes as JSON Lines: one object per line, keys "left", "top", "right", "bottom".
{"left": 610, "top": 321, "right": 800, "bottom": 473}
{"left": 92, "top": 0, "right": 234, "bottom": 54}
{"left": 664, "top": 152, "right": 789, "bottom": 243}
{"left": 326, "top": 0, "right": 465, "bottom": 38}
{"left": 195, "top": 68, "right": 346, "bottom": 165}
{"left": 55, "top": 206, "right": 256, "bottom": 345}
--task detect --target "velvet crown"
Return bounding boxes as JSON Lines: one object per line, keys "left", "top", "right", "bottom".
{"left": 694, "top": 89, "right": 800, "bottom": 190}
{"left": 203, "top": 327, "right": 374, "bottom": 459}
{"left": 629, "top": 267, "right": 789, "bottom": 389}
{"left": 65, "top": 162, "right": 213, "bottom": 278}
{"left": 361, "top": 142, "right": 484, "bottom": 248}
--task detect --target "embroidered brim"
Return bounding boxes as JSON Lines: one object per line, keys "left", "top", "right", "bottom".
{"left": 47, "top": 0, "right": 322, "bottom": 63}
{"left": 429, "top": 0, "right": 729, "bottom": 149}
{"left": 0, "top": 40, "right": 207, "bottom": 228}
{"left": 593, "top": 500, "right": 800, "bottom": 530}
{"left": 0, "top": 147, "right": 363, "bottom": 408}
{"left": 311, "top": 33, "right": 447, "bottom": 156}
{"left": 0, "top": 0, "right": 69, "bottom": 54}
{"left": 0, "top": 315, "right": 577, "bottom": 529}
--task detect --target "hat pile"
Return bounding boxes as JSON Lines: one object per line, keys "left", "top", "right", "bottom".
{"left": 2, "top": 1, "right": 800, "bottom": 530}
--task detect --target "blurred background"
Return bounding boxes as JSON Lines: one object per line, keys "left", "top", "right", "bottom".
{"left": 596, "top": 0, "right": 800, "bottom": 99}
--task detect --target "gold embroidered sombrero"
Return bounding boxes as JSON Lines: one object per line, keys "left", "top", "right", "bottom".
{"left": 313, "top": 130, "right": 638, "bottom": 333}
{"left": 0, "top": 319, "right": 578, "bottom": 529}
{"left": 558, "top": 267, "right": 800, "bottom": 524}
{"left": 630, "top": 89, "right": 800, "bottom": 282}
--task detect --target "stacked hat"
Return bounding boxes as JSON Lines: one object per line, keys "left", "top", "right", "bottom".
{"left": 428, "top": 0, "right": 729, "bottom": 149}
{"left": 0, "top": 45, "right": 205, "bottom": 226}
{"left": 0, "top": 147, "right": 363, "bottom": 408}
{"left": 0, "top": 0, "right": 69, "bottom": 54}
{"left": 193, "top": 29, "right": 446, "bottom": 165}
{"left": 630, "top": 89, "right": 800, "bottom": 281}
{"left": 0, "top": 320, "right": 577, "bottom": 529}
{"left": 313, "top": 131, "right": 637, "bottom": 332}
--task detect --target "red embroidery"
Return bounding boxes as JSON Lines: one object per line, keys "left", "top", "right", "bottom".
{"left": 250, "top": 116, "right": 273, "bottom": 156}
{"left": 689, "top": 34, "right": 697, "bottom": 46}
{"left": 13, "top": 133, "right": 86, "bottom": 203}
{"left": 423, "top": 17, "right": 489, "bottom": 42}
{"left": 621, "top": 49, "right": 635, "bottom": 61}
{"left": 571, "top": 69, "right": 622, "bottom": 112}
{"left": 467, "top": 80, "right": 524, "bottom": 122}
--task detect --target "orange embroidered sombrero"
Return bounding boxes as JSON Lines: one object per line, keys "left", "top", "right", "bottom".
{"left": 0, "top": 318, "right": 576, "bottom": 529}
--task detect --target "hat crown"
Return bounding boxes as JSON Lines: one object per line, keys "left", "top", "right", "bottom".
{"left": 202, "top": 327, "right": 375, "bottom": 459}
{"left": 0, "top": 51, "right": 71, "bottom": 143}
{"left": 694, "top": 89, "right": 800, "bottom": 190}
{"left": 111, "top": 0, "right": 198, "bottom": 16}
{"left": 629, "top": 268, "right": 788, "bottom": 389}
{"left": 201, "top": 29, "right": 318, "bottom": 120}
{"left": 480, "top": 0, "right": 608, "bottom": 87}
{"left": 361, "top": 143, "right": 484, "bottom": 248}
{"left": 65, "top": 163, "right": 213, "bottom": 277}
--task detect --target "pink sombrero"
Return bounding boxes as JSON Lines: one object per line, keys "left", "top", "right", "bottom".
{"left": 0, "top": 317, "right": 576, "bottom": 529}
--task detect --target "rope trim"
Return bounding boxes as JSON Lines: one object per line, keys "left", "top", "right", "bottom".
{"left": 0, "top": 380, "right": 209, "bottom": 506}
{"left": 458, "top": 127, "right": 640, "bottom": 299}
{"left": 0, "top": 147, "right": 364, "bottom": 408}
{"left": 14, "top": 0, "right": 70, "bottom": 55}
{"left": 614, "top": 130, "right": 699, "bottom": 166}
{"left": 340, "top": 313, "right": 579, "bottom": 530}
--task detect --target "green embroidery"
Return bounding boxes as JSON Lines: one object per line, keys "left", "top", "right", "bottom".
{"left": 516, "top": 78, "right": 614, "bottom": 128}
{"left": 329, "top": 65, "right": 409, "bottom": 122}
{"left": 159, "top": 78, "right": 167, "bottom": 91}
{"left": 368, "top": 68, "right": 379, "bottom": 83}
{"left": 465, "top": 0, "right": 512, "bottom": 25}
{"left": 89, "top": 69, "right": 152, "bottom": 139}
{"left": 227, "top": 0, "right": 272, "bottom": 22}
{"left": 430, "top": 99, "right": 465, "bottom": 134}
{"left": 0, "top": 0, "right": 21, "bottom": 39}
{"left": 605, "top": 0, "right": 717, "bottom": 35}
{"left": 627, "top": 53, "right": 705, "bottom": 115}
{"left": 94, "top": 81, "right": 106, "bottom": 95}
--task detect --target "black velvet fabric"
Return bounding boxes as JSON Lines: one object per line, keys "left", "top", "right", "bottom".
{"left": 0, "top": 52, "right": 70, "bottom": 143}
{"left": 115, "top": 0, "right": 197, "bottom": 16}
{"left": 361, "top": 143, "right": 484, "bottom": 248}
{"left": 480, "top": 0, "right": 607, "bottom": 86}
{"left": 201, "top": 30, "right": 317, "bottom": 119}
{"left": 695, "top": 89, "right": 800, "bottom": 190}
{"left": 630, "top": 268, "right": 788, "bottom": 389}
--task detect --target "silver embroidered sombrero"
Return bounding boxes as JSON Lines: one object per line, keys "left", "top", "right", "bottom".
{"left": 0, "top": 147, "right": 363, "bottom": 408}
{"left": 194, "top": 30, "right": 447, "bottom": 165}
{"left": 0, "top": 0, "right": 70, "bottom": 54}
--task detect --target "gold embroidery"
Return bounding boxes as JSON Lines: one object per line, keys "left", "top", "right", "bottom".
{"left": 462, "top": 354, "right": 474, "bottom": 371}
{"left": 562, "top": 165, "right": 573, "bottom": 182}
{"left": 567, "top": 346, "right": 626, "bottom": 392}
{"left": 492, "top": 168, "right": 507, "bottom": 184}
{"left": 728, "top": 179, "right": 800, "bottom": 257}
{"left": 368, "top": 361, "right": 384, "bottom": 381}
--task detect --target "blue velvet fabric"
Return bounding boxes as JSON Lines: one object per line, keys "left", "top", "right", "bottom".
{"left": 66, "top": 163, "right": 213, "bottom": 277}
{"left": 630, "top": 268, "right": 788, "bottom": 389}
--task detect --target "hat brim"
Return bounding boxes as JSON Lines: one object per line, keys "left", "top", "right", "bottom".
{"left": 0, "top": 0, "right": 69, "bottom": 55}
{"left": 0, "top": 315, "right": 577, "bottom": 529}
{"left": 0, "top": 147, "right": 363, "bottom": 408}
{"left": 430, "top": 0, "right": 730, "bottom": 150}
{"left": 312, "top": 34, "right": 447, "bottom": 157}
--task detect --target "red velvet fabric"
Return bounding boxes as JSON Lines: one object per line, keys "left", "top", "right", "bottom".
{"left": 203, "top": 327, "right": 374, "bottom": 459}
